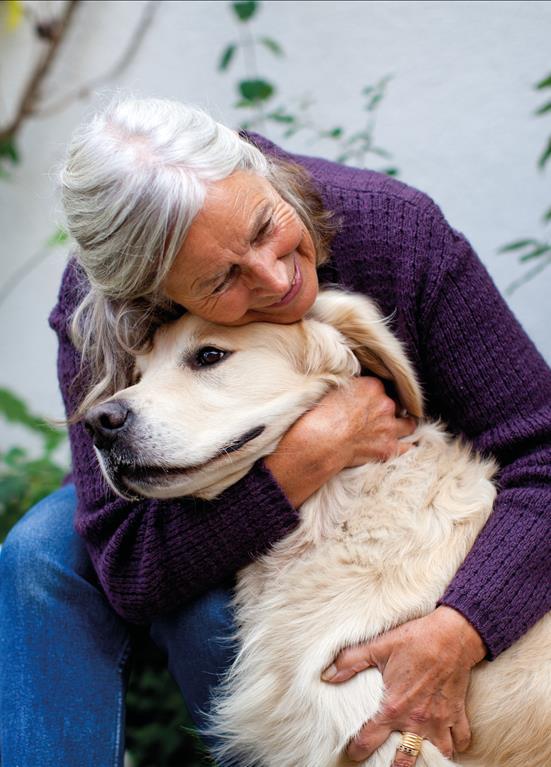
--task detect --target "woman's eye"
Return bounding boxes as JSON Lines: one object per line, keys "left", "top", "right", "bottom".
{"left": 212, "top": 265, "right": 239, "bottom": 294}
{"left": 254, "top": 217, "right": 273, "bottom": 244}
{"left": 194, "top": 347, "right": 229, "bottom": 367}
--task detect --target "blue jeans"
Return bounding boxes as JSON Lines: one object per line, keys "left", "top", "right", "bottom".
{"left": 0, "top": 485, "right": 237, "bottom": 767}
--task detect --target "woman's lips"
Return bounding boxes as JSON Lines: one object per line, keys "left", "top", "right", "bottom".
{"left": 264, "top": 258, "right": 302, "bottom": 309}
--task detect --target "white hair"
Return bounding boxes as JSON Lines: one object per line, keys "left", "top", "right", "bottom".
{"left": 59, "top": 97, "right": 334, "bottom": 416}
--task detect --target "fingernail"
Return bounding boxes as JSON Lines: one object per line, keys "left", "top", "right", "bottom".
{"left": 321, "top": 663, "right": 337, "bottom": 681}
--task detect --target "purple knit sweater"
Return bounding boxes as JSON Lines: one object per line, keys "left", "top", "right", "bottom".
{"left": 49, "top": 134, "right": 551, "bottom": 659}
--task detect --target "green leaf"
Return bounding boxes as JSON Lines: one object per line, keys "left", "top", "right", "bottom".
{"left": 537, "top": 137, "right": 551, "bottom": 169}
{"left": 535, "top": 73, "right": 551, "bottom": 90}
{"left": 238, "top": 79, "right": 274, "bottom": 104}
{"left": 218, "top": 43, "right": 237, "bottom": 71}
{"left": 267, "top": 111, "right": 295, "bottom": 124}
{"left": 0, "top": 388, "right": 66, "bottom": 452}
{"left": 0, "top": 136, "right": 19, "bottom": 165}
{"left": 543, "top": 207, "right": 551, "bottom": 223}
{"left": 498, "top": 239, "right": 539, "bottom": 253}
{"left": 519, "top": 244, "right": 551, "bottom": 262}
{"left": 232, "top": 1, "right": 258, "bottom": 22}
{"left": 46, "top": 227, "right": 69, "bottom": 247}
{"left": 323, "top": 127, "right": 343, "bottom": 139}
{"left": 366, "top": 93, "right": 384, "bottom": 112}
{"left": 283, "top": 125, "right": 300, "bottom": 139}
{"left": 336, "top": 151, "right": 352, "bottom": 164}
{"left": 383, "top": 167, "right": 399, "bottom": 177}
{"left": 3, "top": 447, "right": 27, "bottom": 467}
{"left": 534, "top": 100, "right": 551, "bottom": 116}
{"left": 260, "top": 36, "right": 283, "bottom": 56}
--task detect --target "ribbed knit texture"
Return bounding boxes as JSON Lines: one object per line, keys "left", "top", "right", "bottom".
{"left": 49, "top": 134, "right": 551, "bottom": 658}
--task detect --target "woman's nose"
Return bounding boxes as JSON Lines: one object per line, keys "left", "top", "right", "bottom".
{"left": 243, "top": 251, "right": 290, "bottom": 295}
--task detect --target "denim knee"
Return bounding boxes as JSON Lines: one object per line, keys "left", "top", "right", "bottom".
{"left": 0, "top": 485, "right": 132, "bottom": 767}
{"left": 0, "top": 484, "right": 97, "bottom": 604}
{"left": 151, "top": 585, "right": 237, "bottom": 734}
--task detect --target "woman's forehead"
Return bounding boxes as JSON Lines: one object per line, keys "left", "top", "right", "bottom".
{"left": 183, "top": 174, "right": 273, "bottom": 258}
{"left": 201, "top": 171, "right": 274, "bottom": 225}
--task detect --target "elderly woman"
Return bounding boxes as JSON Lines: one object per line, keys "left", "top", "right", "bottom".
{"left": 0, "top": 98, "right": 549, "bottom": 767}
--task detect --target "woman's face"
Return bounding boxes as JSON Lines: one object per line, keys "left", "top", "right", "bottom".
{"left": 162, "top": 171, "right": 319, "bottom": 326}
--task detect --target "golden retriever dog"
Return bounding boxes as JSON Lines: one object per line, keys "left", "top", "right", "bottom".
{"left": 85, "top": 289, "right": 550, "bottom": 767}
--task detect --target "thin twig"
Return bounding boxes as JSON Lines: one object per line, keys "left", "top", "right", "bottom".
{"left": 0, "top": 0, "right": 80, "bottom": 143}
{"left": 0, "top": 246, "right": 56, "bottom": 310}
{"left": 36, "top": 0, "right": 161, "bottom": 118}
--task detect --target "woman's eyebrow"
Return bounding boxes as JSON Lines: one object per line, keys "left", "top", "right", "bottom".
{"left": 248, "top": 202, "right": 272, "bottom": 239}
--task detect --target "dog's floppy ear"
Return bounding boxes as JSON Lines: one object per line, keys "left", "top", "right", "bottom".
{"left": 297, "top": 319, "right": 362, "bottom": 382}
{"left": 308, "top": 290, "right": 424, "bottom": 418}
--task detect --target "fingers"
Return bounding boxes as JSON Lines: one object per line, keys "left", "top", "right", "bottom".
{"left": 428, "top": 729, "right": 454, "bottom": 761}
{"left": 392, "top": 749, "right": 418, "bottom": 767}
{"left": 321, "top": 643, "right": 377, "bottom": 683}
{"left": 391, "top": 729, "right": 453, "bottom": 767}
{"left": 347, "top": 720, "right": 390, "bottom": 762}
{"left": 451, "top": 711, "right": 471, "bottom": 752}
{"left": 396, "top": 415, "right": 417, "bottom": 438}
{"left": 348, "top": 726, "right": 454, "bottom": 765}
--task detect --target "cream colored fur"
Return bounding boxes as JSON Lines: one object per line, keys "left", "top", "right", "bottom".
{"left": 95, "top": 290, "right": 551, "bottom": 767}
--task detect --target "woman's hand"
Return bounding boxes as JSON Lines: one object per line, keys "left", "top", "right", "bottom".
{"left": 264, "top": 377, "right": 417, "bottom": 508}
{"left": 321, "top": 606, "right": 487, "bottom": 765}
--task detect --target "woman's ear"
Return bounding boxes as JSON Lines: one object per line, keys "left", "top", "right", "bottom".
{"left": 308, "top": 290, "right": 424, "bottom": 418}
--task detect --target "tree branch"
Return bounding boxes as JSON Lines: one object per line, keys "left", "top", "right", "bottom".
{"left": 36, "top": 0, "right": 161, "bottom": 118}
{"left": 0, "top": 0, "right": 80, "bottom": 143}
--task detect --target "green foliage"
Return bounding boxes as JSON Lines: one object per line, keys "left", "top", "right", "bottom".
{"left": 218, "top": 43, "right": 237, "bottom": 71}
{"left": 0, "top": 387, "right": 67, "bottom": 542}
{"left": 219, "top": 0, "right": 398, "bottom": 174}
{"left": 238, "top": 78, "right": 274, "bottom": 104}
{"left": 125, "top": 633, "right": 215, "bottom": 767}
{"left": 46, "top": 226, "right": 70, "bottom": 247}
{"left": 232, "top": 1, "right": 258, "bottom": 22}
{"left": 0, "top": 134, "right": 20, "bottom": 179}
{"left": 501, "top": 71, "right": 551, "bottom": 292}
{"left": 259, "top": 36, "right": 282, "bottom": 56}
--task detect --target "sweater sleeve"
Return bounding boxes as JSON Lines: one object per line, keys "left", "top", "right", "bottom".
{"left": 50, "top": 264, "right": 301, "bottom": 624}
{"left": 413, "top": 218, "right": 551, "bottom": 659}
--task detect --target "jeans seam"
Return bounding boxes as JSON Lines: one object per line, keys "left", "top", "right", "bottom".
{"left": 112, "top": 637, "right": 132, "bottom": 767}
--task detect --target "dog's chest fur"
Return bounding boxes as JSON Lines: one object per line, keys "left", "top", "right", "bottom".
{"left": 235, "top": 422, "right": 496, "bottom": 643}
{"left": 209, "top": 423, "right": 498, "bottom": 767}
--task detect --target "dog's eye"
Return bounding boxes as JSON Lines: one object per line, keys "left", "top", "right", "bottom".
{"left": 194, "top": 347, "right": 229, "bottom": 368}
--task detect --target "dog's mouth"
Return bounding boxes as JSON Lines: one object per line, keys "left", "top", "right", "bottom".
{"left": 105, "top": 425, "right": 266, "bottom": 496}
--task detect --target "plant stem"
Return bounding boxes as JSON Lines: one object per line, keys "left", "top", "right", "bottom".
{"left": 0, "top": 0, "right": 79, "bottom": 144}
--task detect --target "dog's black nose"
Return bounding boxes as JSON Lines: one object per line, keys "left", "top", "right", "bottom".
{"left": 84, "top": 400, "right": 132, "bottom": 450}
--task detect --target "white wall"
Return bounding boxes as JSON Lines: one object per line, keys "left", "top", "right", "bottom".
{"left": 1, "top": 0, "right": 550, "bottom": 454}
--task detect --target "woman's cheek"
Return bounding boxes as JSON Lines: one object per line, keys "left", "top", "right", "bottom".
{"left": 213, "top": 289, "right": 251, "bottom": 325}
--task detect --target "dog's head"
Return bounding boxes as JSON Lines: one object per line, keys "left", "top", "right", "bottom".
{"left": 85, "top": 290, "right": 423, "bottom": 500}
